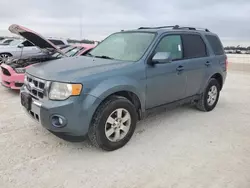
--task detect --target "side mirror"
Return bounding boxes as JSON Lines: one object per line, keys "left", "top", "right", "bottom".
{"left": 151, "top": 52, "right": 172, "bottom": 64}
{"left": 18, "top": 44, "right": 24, "bottom": 48}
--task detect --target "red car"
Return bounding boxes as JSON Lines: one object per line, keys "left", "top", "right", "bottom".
{"left": 1, "top": 24, "right": 96, "bottom": 89}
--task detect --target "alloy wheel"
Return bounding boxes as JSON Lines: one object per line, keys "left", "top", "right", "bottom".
{"left": 104, "top": 108, "right": 131, "bottom": 142}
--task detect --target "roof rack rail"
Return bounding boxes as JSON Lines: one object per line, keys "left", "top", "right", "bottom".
{"left": 138, "top": 25, "right": 210, "bottom": 32}
{"left": 175, "top": 26, "right": 210, "bottom": 32}
{"left": 138, "top": 25, "right": 179, "bottom": 30}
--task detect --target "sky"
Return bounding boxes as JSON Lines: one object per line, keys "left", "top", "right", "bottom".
{"left": 0, "top": 0, "right": 250, "bottom": 46}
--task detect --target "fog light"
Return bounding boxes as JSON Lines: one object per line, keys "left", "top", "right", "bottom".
{"left": 51, "top": 115, "right": 67, "bottom": 128}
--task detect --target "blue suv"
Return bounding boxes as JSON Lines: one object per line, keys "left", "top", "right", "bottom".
{"left": 20, "top": 25, "right": 227, "bottom": 151}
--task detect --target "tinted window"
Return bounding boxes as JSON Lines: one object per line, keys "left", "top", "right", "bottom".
{"left": 205, "top": 35, "right": 224, "bottom": 55}
{"left": 49, "top": 39, "right": 65, "bottom": 45}
{"left": 155, "top": 35, "right": 183, "bottom": 60}
{"left": 182, "top": 34, "right": 207, "bottom": 58}
{"left": 22, "top": 40, "right": 34, "bottom": 47}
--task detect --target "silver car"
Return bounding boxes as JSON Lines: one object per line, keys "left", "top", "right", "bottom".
{"left": 0, "top": 25, "right": 68, "bottom": 64}
{"left": 0, "top": 39, "right": 44, "bottom": 64}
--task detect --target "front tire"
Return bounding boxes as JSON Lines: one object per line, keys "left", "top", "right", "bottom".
{"left": 196, "top": 78, "right": 220, "bottom": 112}
{"left": 0, "top": 53, "right": 12, "bottom": 64}
{"left": 88, "top": 95, "right": 137, "bottom": 151}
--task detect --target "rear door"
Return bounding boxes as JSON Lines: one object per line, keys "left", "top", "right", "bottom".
{"left": 181, "top": 34, "right": 210, "bottom": 97}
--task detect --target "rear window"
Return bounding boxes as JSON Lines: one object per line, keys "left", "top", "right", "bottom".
{"left": 49, "top": 39, "right": 65, "bottom": 45}
{"left": 182, "top": 34, "right": 207, "bottom": 59}
{"left": 205, "top": 35, "right": 224, "bottom": 55}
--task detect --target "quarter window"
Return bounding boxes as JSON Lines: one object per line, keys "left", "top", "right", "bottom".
{"left": 182, "top": 34, "right": 207, "bottom": 59}
{"left": 155, "top": 35, "right": 183, "bottom": 60}
{"left": 205, "top": 35, "right": 224, "bottom": 55}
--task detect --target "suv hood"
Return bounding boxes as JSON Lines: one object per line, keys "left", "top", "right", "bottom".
{"left": 27, "top": 56, "right": 130, "bottom": 82}
{"left": 9, "top": 24, "right": 64, "bottom": 55}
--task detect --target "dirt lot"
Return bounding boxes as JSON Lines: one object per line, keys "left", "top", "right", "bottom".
{"left": 1, "top": 71, "right": 250, "bottom": 188}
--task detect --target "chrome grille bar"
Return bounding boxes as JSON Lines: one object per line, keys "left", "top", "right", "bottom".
{"left": 24, "top": 74, "right": 47, "bottom": 100}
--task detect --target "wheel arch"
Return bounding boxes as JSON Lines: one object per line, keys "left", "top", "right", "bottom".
{"left": 0, "top": 52, "right": 13, "bottom": 56}
{"left": 97, "top": 89, "right": 144, "bottom": 120}
{"left": 211, "top": 73, "right": 223, "bottom": 90}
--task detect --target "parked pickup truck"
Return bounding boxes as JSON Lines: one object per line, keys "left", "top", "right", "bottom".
{"left": 20, "top": 25, "right": 227, "bottom": 151}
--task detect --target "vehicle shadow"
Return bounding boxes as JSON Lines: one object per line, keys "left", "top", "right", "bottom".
{"left": 52, "top": 104, "right": 199, "bottom": 152}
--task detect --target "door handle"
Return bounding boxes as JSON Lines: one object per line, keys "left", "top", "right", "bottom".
{"left": 205, "top": 61, "right": 211, "bottom": 66}
{"left": 176, "top": 65, "right": 184, "bottom": 72}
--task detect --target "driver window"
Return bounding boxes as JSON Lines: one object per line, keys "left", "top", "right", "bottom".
{"left": 22, "top": 40, "right": 34, "bottom": 47}
{"left": 155, "top": 35, "right": 183, "bottom": 60}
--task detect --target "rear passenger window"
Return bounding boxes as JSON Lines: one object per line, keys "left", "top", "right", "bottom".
{"left": 155, "top": 35, "right": 183, "bottom": 60}
{"left": 182, "top": 34, "right": 207, "bottom": 59}
{"left": 205, "top": 35, "right": 224, "bottom": 55}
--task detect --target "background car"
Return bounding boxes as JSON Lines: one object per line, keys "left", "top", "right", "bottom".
{"left": 1, "top": 24, "right": 96, "bottom": 89}
{"left": 1, "top": 44, "right": 95, "bottom": 89}
{"left": 0, "top": 25, "right": 69, "bottom": 65}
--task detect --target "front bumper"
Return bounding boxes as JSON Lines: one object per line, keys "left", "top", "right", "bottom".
{"left": 1, "top": 64, "right": 24, "bottom": 89}
{"left": 21, "top": 87, "right": 102, "bottom": 136}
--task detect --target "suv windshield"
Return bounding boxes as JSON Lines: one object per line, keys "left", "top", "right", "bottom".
{"left": 89, "top": 32, "right": 155, "bottom": 61}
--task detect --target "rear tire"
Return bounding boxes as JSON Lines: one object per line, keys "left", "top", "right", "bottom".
{"left": 196, "top": 78, "right": 220, "bottom": 112}
{"left": 88, "top": 95, "right": 137, "bottom": 151}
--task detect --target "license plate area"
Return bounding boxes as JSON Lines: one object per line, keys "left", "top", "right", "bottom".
{"left": 21, "top": 92, "right": 32, "bottom": 111}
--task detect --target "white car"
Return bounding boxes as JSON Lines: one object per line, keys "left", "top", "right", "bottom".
{"left": 0, "top": 25, "right": 68, "bottom": 64}
{"left": 0, "top": 38, "right": 15, "bottom": 46}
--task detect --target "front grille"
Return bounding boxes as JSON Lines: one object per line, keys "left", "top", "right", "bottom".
{"left": 29, "top": 110, "right": 40, "bottom": 121}
{"left": 25, "top": 75, "right": 46, "bottom": 99}
{"left": 1, "top": 67, "right": 11, "bottom": 76}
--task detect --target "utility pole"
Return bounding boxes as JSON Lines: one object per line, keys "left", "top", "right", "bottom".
{"left": 80, "top": 11, "right": 83, "bottom": 40}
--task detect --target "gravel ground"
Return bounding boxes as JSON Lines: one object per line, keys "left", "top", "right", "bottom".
{"left": 1, "top": 71, "right": 250, "bottom": 188}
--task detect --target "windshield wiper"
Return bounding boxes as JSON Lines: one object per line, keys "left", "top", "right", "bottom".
{"left": 86, "top": 53, "right": 114, "bottom": 60}
{"left": 94, "top": 55, "right": 114, "bottom": 59}
{"left": 86, "top": 52, "right": 94, "bottom": 57}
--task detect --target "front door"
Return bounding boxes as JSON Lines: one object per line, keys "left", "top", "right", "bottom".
{"left": 146, "top": 34, "right": 187, "bottom": 109}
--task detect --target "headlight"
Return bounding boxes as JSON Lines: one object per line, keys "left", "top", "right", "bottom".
{"left": 24, "top": 74, "right": 28, "bottom": 84}
{"left": 49, "top": 82, "right": 82, "bottom": 100}
{"left": 15, "top": 68, "right": 26, "bottom": 73}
